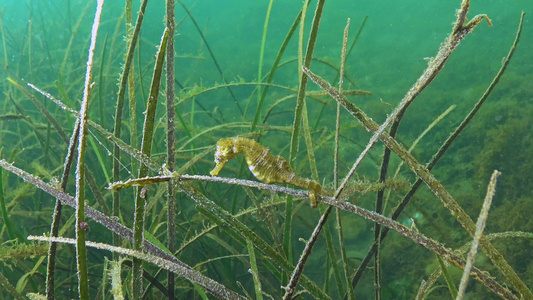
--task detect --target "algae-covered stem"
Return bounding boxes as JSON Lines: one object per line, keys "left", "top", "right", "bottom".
{"left": 122, "top": 171, "right": 514, "bottom": 299}
{"left": 209, "top": 137, "right": 321, "bottom": 207}
{"left": 0, "top": 153, "right": 514, "bottom": 299}
{"left": 0, "top": 158, "right": 245, "bottom": 299}
{"left": 302, "top": 9, "right": 530, "bottom": 298}
{"left": 333, "top": 3, "right": 492, "bottom": 205}
{"left": 131, "top": 28, "right": 169, "bottom": 300}
{"left": 302, "top": 67, "right": 527, "bottom": 299}
{"left": 28, "top": 82, "right": 163, "bottom": 173}
{"left": 297, "top": 1, "right": 531, "bottom": 298}
{"left": 112, "top": 0, "right": 148, "bottom": 250}
{"left": 283, "top": 0, "right": 325, "bottom": 290}
{"left": 46, "top": 121, "right": 80, "bottom": 300}
{"left": 29, "top": 235, "right": 248, "bottom": 300}
{"left": 337, "top": 18, "right": 358, "bottom": 300}
{"left": 351, "top": 11, "right": 526, "bottom": 291}
{"left": 75, "top": 1, "right": 104, "bottom": 299}
{"left": 165, "top": 0, "right": 177, "bottom": 297}
{"left": 456, "top": 170, "right": 500, "bottom": 300}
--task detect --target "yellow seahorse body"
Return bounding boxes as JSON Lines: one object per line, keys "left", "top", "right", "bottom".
{"left": 210, "top": 136, "right": 321, "bottom": 208}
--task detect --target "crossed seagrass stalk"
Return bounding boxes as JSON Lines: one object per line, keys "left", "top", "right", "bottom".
{"left": 209, "top": 136, "right": 322, "bottom": 208}
{"left": 1, "top": 0, "right": 530, "bottom": 299}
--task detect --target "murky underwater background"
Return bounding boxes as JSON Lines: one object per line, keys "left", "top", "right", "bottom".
{"left": 1, "top": 0, "right": 532, "bottom": 298}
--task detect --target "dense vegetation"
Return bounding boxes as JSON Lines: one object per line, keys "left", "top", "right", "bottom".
{"left": 0, "top": 0, "right": 531, "bottom": 299}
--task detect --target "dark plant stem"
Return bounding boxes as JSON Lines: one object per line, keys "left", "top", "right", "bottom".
{"left": 283, "top": 207, "right": 333, "bottom": 300}
{"left": 337, "top": 18, "right": 356, "bottom": 300}
{"left": 166, "top": 0, "right": 176, "bottom": 298}
{"left": 351, "top": 10, "right": 526, "bottom": 293}
{"left": 0, "top": 159, "right": 243, "bottom": 299}
{"left": 132, "top": 28, "right": 169, "bottom": 300}
{"left": 289, "top": 0, "right": 325, "bottom": 160}
{"left": 112, "top": 0, "right": 148, "bottom": 248}
{"left": 284, "top": 0, "right": 326, "bottom": 285}
{"left": 108, "top": 171, "right": 517, "bottom": 300}
{"left": 46, "top": 120, "right": 79, "bottom": 300}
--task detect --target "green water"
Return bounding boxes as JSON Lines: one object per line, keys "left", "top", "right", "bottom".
{"left": 0, "top": 0, "right": 532, "bottom": 299}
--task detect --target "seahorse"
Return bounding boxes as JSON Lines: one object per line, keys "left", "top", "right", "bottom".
{"left": 210, "top": 136, "right": 322, "bottom": 208}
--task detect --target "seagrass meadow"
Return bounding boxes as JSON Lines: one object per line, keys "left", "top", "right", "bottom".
{"left": 1, "top": 0, "right": 532, "bottom": 299}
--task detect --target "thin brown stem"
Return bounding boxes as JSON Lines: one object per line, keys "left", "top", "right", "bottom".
{"left": 165, "top": 0, "right": 176, "bottom": 298}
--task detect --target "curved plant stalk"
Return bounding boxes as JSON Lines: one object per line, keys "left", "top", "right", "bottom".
{"left": 381, "top": 103, "right": 455, "bottom": 218}
{"left": 0, "top": 159, "right": 243, "bottom": 299}
{"left": 375, "top": 103, "right": 454, "bottom": 298}
{"left": 105, "top": 170, "right": 517, "bottom": 299}
{"left": 303, "top": 65, "right": 528, "bottom": 299}
{"left": 351, "top": 10, "right": 526, "bottom": 292}
{"left": 27, "top": 83, "right": 162, "bottom": 173}
{"left": 371, "top": 105, "right": 456, "bottom": 296}
{"left": 125, "top": 0, "right": 138, "bottom": 176}
{"left": 176, "top": 147, "right": 212, "bottom": 174}
{"left": 283, "top": 0, "right": 324, "bottom": 287}
{"left": 388, "top": 105, "right": 455, "bottom": 196}
{"left": 179, "top": 82, "right": 299, "bottom": 104}
{"left": 112, "top": 0, "right": 148, "bottom": 249}
{"left": 177, "top": 182, "right": 331, "bottom": 300}
{"left": 131, "top": 27, "right": 168, "bottom": 299}
{"left": 175, "top": 122, "right": 249, "bottom": 152}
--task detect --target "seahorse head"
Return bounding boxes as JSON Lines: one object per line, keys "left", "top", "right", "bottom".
{"left": 210, "top": 138, "right": 239, "bottom": 176}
